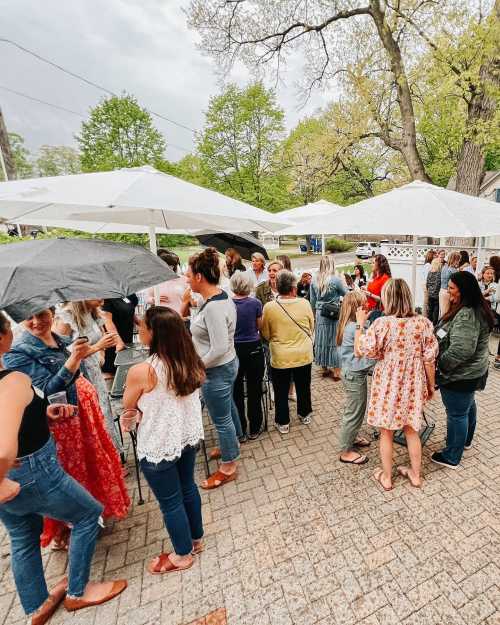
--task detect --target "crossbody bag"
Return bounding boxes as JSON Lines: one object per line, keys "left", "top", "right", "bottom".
{"left": 276, "top": 300, "right": 313, "bottom": 342}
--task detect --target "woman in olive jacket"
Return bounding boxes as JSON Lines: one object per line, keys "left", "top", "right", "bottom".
{"left": 432, "top": 271, "right": 495, "bottom": 469}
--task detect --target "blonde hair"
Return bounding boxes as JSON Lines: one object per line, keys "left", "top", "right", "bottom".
{"left": 430, "top": 258, "right": 442, "bottom": 272}
{"left": 447, "top": 251, "right": 461, "bottom": 269}
{"left": 336, "top": 291, "right": 367, "bottom": 345}
{"left": 316, "top": 255, "right": 336, "bottom": 295}
{"left": 64, "top": 301, "right": 97, "bottom": 333}
{"left": 381, "top": 279, "right": 414, "bottom": 318}
{"left": 251, "top": 252, "right": 266, "bottom": 269}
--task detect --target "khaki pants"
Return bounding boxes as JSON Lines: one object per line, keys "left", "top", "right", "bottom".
{"left": 340, "top": 369, "right": 369, "bottom": 451}
{"left": 439, "top": 288, "right": 450, "bottom": 318}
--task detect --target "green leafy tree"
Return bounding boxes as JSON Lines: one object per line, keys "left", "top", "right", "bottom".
{"left": 77, "top": 94, "right": 166, "bottom": 172}
{"left": 36, "top": 145, "right": 81, "bottom": 177}
{"left": 197, "top": 82, "right": 288, "bottom": 210}
{"left": 4, "top": 132, "right": 33, "bottom": 179}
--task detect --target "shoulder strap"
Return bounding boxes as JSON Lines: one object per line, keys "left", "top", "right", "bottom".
{"left": 0, "top": 369, "right": 12, "bottom": 381}
{"left": 275, "top": 300, "right": 313, "bottom": 341}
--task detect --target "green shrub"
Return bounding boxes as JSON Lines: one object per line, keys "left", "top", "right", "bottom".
{"left": 325, "top": 237, "right": 353, "bottom": 253}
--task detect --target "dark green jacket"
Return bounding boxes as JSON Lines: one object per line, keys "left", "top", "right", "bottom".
{"left": 436, "top": 307, "right": 490, "bottom": 386}
{"left": 256, "top": 281, "right": 274, "bottom": 307}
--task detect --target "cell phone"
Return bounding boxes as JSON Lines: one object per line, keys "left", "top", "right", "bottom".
{"left": 75, "top": 335, "right": 89, "bottom": 342}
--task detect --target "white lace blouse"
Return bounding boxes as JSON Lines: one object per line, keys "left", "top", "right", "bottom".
{"left": 136, "top": 356, "right": 204, "bottom": 463}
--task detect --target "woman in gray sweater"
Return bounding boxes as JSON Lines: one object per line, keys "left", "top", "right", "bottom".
{"left": 187, "top": 247, "right": 241, "bottom": 489}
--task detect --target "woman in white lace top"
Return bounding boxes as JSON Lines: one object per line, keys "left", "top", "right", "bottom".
{"left": 123, "top": 306, "right": 205, "bottom": 575}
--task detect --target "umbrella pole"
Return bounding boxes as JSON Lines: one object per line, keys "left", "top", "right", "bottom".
{"left": 476, "top": 236, "right": 483, "bottom": 275}
{"left": 321, "top": 234, "right": 325, "bottom": 255}
{"left": 148, "top": 221, "right": 161, "bottom": 306}
{"left": 411, "top": 235, "right": 418, "bottom": 304}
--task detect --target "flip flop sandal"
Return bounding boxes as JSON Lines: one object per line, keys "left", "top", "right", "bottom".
{"left": 354, "top": 437, "right": 371, "bottom": 447}
{"left": 147, "top": 553, "right": 193, "bottom": 576}
{"left": 209, "top": 448, "right": 221, "bottom": 460}
{"left": 201, "top": 469, "right": 237, "bottom": 490}
{"left": 192, "top": 542, "right": 204, "bottom": 555}
{"left": 373, "top": 468, "right": 393, "bottom": 491}
{"left": 339, "top": 454, "right": 369, "bottom": 465}
{"left": 397, "top": 466, "right": 422, "bottom": 488}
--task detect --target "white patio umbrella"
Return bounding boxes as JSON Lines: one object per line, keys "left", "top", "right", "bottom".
{"left": 0, "top": 166, "right": 289, "bottom": 240}
{"left": 0, "top": 166, "right": 289, "bottom": 302}
{"left": 311, "top": 180, "right": 500, "bottom": 296}
{"left": 276, "top": 200, "right": 343, "bottom": 253}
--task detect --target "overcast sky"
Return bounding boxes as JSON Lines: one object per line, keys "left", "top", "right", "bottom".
{"left": 0, "top": 0, "right": 330, "bottom": 162}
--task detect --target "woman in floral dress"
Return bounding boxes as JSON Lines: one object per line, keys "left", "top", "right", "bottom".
{"left": 355, "top": 279, "right": 438, "bottom": 490}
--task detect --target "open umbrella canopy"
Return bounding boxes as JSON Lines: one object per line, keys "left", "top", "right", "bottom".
{"left": 0, "top": 238, "right": 176, "bottom": 322}
{"left": 311, "top": 180, "right": 500, "bottom": 237}
{"left": 196, "top": 232, "right": 268, "bottom": 260}
{"left": 274, "top": 200, "right": 343, "bottom": 235}
{"left": 0, "top": 166, "right": 289, "bottom": 234}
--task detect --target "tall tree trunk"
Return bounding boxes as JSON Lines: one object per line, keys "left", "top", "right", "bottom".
{"left": 455, "top": 0, "right": 500, "bottom": 195}
{"left": 369, "top": 1, "right": 431, "bottom": 182}
{"left": 0, "top": 106, "right": 17, "bottom": 180}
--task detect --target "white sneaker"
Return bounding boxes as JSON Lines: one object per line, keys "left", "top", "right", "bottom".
{"left": 299, "top": 414, "right": 312, "bottom": 425}
{"left": 276, "top": 423, "right": 290, "bottom": 434}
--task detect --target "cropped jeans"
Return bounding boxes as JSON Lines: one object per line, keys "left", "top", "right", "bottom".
{"left": 340, "top": 369, "right": 369, "bottom": 451}
{"left": 0, "top": 438, "right": 103, "bottom": 615}
{"left": 202, "top": 358, "right": 241, "bottom": 463}
{"left": 140, "top": 446, "right": 203, "bottom": 556}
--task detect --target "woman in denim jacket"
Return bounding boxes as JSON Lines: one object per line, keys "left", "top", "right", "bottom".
{"left": 4, "top": 308, "right": 129, "bottom": 550}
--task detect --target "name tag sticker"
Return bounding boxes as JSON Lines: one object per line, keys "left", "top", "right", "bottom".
{"left": 436, "top": 328, "right": 447, "bottom": 339}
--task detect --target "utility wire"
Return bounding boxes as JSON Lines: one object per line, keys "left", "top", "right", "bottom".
{"left": 0, "top": 38, "right": 197, "bottom": 134}
{"left": 0, "top": 84, "right": 84, "bottom": 117}
{"left": 0, "top": 84, "right": 192, "bottom": 153}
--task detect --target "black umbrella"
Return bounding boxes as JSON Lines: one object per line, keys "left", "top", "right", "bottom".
{"left": 0, "top": 238, "right": 177, "bottom": 321}
{"left": 196, "top": 232, "right": 269, "bottom": 261}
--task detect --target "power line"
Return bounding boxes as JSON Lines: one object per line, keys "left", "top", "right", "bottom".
{"left": 0, "top": 38, "right": 197, "bottom": 134}
{"left": 0, "top": 85, "right": 193, "bottom": 154}
{"left": 0, "top": 85, "right": 85, "bottom": 117}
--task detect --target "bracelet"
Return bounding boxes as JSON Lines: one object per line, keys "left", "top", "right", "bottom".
{"left": 355, "top": 324, "right": 362, "bottom": 330}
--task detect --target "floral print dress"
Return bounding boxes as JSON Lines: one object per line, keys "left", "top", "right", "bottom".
{"left": 358, "top": 315, "right": 438, "bottom": 431}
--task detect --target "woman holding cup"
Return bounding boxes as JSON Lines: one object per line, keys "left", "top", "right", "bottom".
{"left": 4, "top": 307, "right": 129, "bottom": 550}
{"left": 54, "top": 300, "right": 122, "bottom": 450}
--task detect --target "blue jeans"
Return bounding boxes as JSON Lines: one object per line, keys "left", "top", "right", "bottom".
{"left": 202, "top": 358, "right": 241, "bottom": 462}
{"left": 140, "top": 446, "right": 203, "bottom": 556}
{"left": 0, "top": 438, "right": 103, "bottom": 615}
{"left": 440, "top": 388, "right": 477, "bottom": 465}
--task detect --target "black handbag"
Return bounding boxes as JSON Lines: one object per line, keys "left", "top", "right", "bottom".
{"left": 320, "top": 300, "right": 341, "bottom": 321}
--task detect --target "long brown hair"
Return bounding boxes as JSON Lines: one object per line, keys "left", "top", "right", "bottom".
{"left": 373, "top": 254, "right": 391, "bottom": 278}
{"left": 489, "top": 255, "right": 500, "bottom": 283}
{"left": 336, "top": 291, "right": 367, "bottom": 345}
{"left": 145, "top": 306, "right": 205, "bottom": 396}
{"left": 441, "top": 271, "right": 495, "bottom": 329}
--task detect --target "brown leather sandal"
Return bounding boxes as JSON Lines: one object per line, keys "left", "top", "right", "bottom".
{"left": 200, "top": 469, "right": 237, "bottom": 490}
{"left": 64, "top": 580, "right": 127, "bottom": 611}
{"left": 192, "top": 541, "right": 204, "bottom": 555}
{"left": 147, "top": 553, "right": 193, "bottom": 575}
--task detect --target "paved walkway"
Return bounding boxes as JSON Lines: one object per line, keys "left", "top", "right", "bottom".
{"left": 1, "top": 362, "right": 500, "bottom": 625}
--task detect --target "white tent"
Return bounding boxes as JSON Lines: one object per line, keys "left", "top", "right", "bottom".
{"left": 311, "top": 180, "right": 500, "bottom": 295}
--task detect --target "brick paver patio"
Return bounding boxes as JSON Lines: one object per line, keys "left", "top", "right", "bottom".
{"left": 1, "top": 362, "right": 500, "bottom": 625}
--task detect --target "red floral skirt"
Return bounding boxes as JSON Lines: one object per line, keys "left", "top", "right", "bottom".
{"left": 40, "top": 377, "right": 130, "bottom": 547}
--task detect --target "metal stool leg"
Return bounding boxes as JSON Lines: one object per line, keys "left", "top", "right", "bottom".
{"left": 129, "top": 431, "right": 145, "bottom": 505}
{"left": 200, "top": 440, "right": 210, "bottom": 478}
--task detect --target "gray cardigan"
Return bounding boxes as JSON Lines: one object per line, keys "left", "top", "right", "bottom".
{"left": 190, "top": 291, "right": 237, "bottom": 369}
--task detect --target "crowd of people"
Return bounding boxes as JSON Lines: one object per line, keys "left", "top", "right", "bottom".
{"left": 0, "top": 242, "right": 498, "bottom": 623}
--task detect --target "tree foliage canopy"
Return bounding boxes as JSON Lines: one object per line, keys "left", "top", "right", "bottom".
{"left": 76, "top": 94, "right": 166, "bottom": 172}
